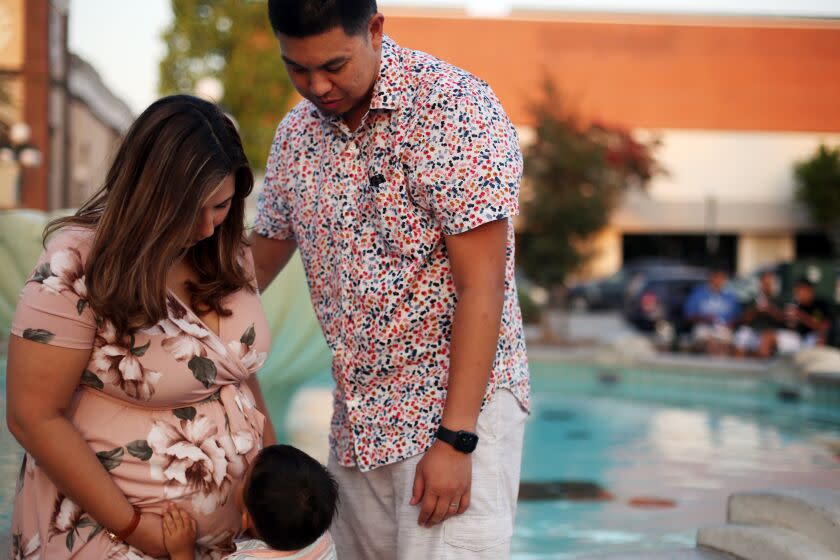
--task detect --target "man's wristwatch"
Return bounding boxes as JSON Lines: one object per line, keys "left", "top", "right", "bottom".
{"left": 435, "top": 426, "right": 479, "bottom": 453}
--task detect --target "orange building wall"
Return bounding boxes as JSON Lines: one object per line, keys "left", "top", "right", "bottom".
{"left": 384, "top": 14, "right": 840, "bottom": 132}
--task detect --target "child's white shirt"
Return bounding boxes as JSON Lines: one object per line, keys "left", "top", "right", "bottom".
{"left": 224, "top": 532, "right": 336, "bottom": 560}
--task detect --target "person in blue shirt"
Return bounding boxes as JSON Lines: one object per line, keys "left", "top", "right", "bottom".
{"left": 683, "top": 268, "right": 741, "bottom": 355}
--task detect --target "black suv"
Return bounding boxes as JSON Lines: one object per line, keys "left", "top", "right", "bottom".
{"left": 566, "top": 258, "right": 690, "bottom": 311}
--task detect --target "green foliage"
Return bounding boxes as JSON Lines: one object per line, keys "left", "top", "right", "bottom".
{"left": 159, "top": 0, "right": 295, "bottom": 169}
{"left": 795, "top": 145, "right": 840, "bottom": 254}
{"left": 519, "top": 82, "right": 661, "bottom": 289}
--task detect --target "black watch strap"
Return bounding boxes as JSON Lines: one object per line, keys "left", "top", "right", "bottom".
{"left": 435, "top": 426, "right": 479, "bottom": 454}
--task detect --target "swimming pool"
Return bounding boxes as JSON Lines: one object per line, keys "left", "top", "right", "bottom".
{"left": 2, "top": 357, "right": 839, "bottom": 558}
{"left": 513, "top": 360, "right": 840, "bottom": 558}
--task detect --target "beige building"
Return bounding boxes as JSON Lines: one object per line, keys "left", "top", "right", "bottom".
{"left": 67, "top": 55, "right": 134, "bottom": 208}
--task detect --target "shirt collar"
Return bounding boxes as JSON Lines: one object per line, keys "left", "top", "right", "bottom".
{"left": 369, "top": 35, "right": 404, "bottom": 112}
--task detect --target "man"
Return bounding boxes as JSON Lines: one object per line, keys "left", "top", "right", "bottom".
{"left": 683, "top": 268, "right": 741, "bottom": 355}
{"left": 250, "top": 1, "right": 530, "bottom": 558}
{"left": 733, "top": 270, "right": 784, "bottom": 358}
{"left": 768, "top": 277, "right": 831, "bottom": 355}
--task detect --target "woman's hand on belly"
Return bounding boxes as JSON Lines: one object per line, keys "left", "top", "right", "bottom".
{"left": 7, "top": 336, "right": 167, "bottom": 555}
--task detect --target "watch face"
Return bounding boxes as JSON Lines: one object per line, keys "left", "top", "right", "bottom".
{"left": 456, "top": 431, "right": 479, "bottom": 453}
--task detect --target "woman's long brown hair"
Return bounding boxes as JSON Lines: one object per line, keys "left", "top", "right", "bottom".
{"left": 45, "top": 95, "right": 254, "bottom": 335}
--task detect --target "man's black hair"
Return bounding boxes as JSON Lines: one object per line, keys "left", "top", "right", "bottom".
{"left": 268, "top": 0, "right": 378, "bottom": 38}
{"left": 244, "top": 444, "right": 339, "bottom": 551}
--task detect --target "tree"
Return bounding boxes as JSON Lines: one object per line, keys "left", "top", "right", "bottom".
{"left": 794, "top": 144, "right": 840, "bottom": 256}
{"left": 159, "top": 0, "right": 296, "bottom": 170}
{"left": 519, "top": 82, "right": 661, "bottom": 290}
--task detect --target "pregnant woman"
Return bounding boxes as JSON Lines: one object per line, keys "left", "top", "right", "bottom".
{"left": 6, "top": 95, "right": 275, "bottom": 559}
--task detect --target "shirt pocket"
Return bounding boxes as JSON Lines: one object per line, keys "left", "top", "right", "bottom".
{"left": 364, "top": 173, "right": 438, "bottom": 258}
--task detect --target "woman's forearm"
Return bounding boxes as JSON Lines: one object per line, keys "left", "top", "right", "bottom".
{"left": 12, "top": 414, "right": 148, "bottom": 544}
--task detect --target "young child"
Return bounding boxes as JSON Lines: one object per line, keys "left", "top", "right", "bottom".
{"left": 162, "top": 444, "right": 338, "bottom": 560}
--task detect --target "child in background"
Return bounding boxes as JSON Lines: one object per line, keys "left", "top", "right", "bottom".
{"left": 162, "top": 444, "right": 338, "bottom": 560}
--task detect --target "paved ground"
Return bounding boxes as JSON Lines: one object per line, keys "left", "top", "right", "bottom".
{"left": 559, "top": 310, "right": 636, "bottom": 341}
{"left": 525, "top": 310, "right": 638, "bottom": 346}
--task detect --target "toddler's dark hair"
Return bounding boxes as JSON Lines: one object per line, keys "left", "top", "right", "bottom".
{"left": 245, "top": 444, "right": 339, "bottom": 551}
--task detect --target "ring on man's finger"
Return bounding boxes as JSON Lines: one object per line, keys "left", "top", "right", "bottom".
{"left": 449, "top": 502, "right": 459, "bottom": 509}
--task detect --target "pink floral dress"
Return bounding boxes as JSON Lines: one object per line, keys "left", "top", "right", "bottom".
{"left": 9, "top": 228, "right": 271, "bottom": 559}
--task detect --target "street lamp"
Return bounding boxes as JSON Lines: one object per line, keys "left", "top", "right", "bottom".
{"left": 0, "top": 122, "right": 43, "bottom": 206}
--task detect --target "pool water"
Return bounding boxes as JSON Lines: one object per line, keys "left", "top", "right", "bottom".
{"left": 513, "top": 361, "right": 840, "bottom": 558}
{"left": 2, "top": 358, "right": 840, "bottom": 558}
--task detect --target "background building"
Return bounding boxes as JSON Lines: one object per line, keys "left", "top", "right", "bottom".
{"left": 67, "top": 54, "right": 134, "bottom": 207}
{"left": 0, "top": 0, "right": 67, "bottom": 209}
{"left": 386, "top": 9, "right": 840, "bottom": 276}
{"left": 0, "top": 0, "right": 132, "bottom": 211}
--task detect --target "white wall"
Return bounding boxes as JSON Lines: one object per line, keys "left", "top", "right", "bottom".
{"left": 644, "top": 129, "right": 840, "bottom": 203}
{"left": 68, "top": 100, "right": 120, "bottom": 208}
{"left": 737, "top": 234, "right": 796, "bottom": 276}
{"left": 516, "top": 127, "right": 840, "bottom": 206}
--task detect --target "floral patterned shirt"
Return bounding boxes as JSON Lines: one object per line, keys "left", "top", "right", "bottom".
{"left": 255, "top": 36, "right": 530, "bottom": 471}
{"left": 10, "top": 227, "right": 270, "bottom": 559}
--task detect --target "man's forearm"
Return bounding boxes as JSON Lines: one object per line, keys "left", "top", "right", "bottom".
{"left": 248, "top": 233, "right": 298, "bottom": 292}
{"left": 441, "top": 286, "right": 505, "bottom": 432}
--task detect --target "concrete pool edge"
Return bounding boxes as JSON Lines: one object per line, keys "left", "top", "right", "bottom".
{"left": 576, "top": 488, "right": 840, "bottom": 560}
{"left": 528, "top": 343, "right": 840, "bottom": 384}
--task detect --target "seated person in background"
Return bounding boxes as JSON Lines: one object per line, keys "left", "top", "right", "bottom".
{"left": 766, "top": 277, "right": 832, "bottom": 356}
{"left": 733, "top": 270, "right": 785, "bottom": 358}
{"left": 163, "top": 445, "right": 338, "bottom": 560}
{"left": 683, "top": 268, "right": 741, "bottom": 355}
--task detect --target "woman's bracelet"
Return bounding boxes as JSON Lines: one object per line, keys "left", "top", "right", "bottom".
{"left": 105, "top": 506, "right": 141, "bottom": 544}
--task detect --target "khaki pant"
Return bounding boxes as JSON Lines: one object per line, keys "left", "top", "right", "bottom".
{"left": 328, "top": 389, "right": 528, "bottom": 560}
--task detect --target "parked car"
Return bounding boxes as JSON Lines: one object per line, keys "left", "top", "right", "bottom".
{"left": 566, "top": 270, "right": 630, "bottom": 311}
{"left": 623, "top": 268, "right": 709, "bottom": 333}
{"left": 566, "top": 258, "right": 698, "bottom": 311}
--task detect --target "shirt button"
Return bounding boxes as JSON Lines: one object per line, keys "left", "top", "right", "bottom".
{"left": 346, "top": 142, "right": 358, "bottom": 154}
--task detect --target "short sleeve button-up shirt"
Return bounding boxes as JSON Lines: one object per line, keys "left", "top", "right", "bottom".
{"left": 255, "top": 36, "right": 529, "bottom": 471}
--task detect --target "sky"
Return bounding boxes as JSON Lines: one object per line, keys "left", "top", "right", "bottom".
{"left": 69, "top": 0, "right": 840, "bottom": 115}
